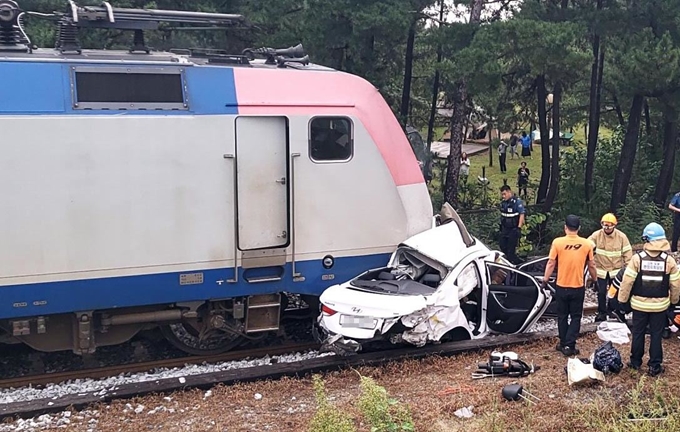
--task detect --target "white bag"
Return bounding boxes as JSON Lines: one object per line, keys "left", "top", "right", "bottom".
{"left": 567, "top": 358, "right": 605, "bottom": 386}
{"left": 596, "top": 321, "right": 631, "bottom": 344}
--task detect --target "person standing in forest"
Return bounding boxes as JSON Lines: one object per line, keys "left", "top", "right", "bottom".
{"left": 460, "top": 152, "right": 471, "bottom": 179}
{"left": 587, "top": 213, "right": 633, "bottom": 322}
{"left": 520, "top": 131, "right": 532, "bottom": 159}
{"left": 618, "top": 223, "right": 680, "bottom": 376}
{"left": 498, "top": 140, "right": 508, "bottom": 173}
{"left": 542, "top": 215, "right": 597, "bottom": 356}
{"left": 668, "top": 191, "right": 680, "bottom": 253}
{"left": 499, "top": 185, "right": 525, "bottom": 264}
{"left": 517, "top": 161, "right": 530, "bottom": 199}
{"left": 509, "top": 133, "right": 519, "bottom": 159}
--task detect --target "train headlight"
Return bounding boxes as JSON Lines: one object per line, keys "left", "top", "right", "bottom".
{"left": 322, "top": 255, "right": 334, "bottom": 269}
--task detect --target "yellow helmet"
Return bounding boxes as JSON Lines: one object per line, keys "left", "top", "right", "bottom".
{"left": 601, "top": 213, "right": 618, "bottom": 225}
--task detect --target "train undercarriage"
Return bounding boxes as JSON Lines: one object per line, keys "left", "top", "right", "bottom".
{"left": 0, "top": 294, "right": 320, "bottom": 356}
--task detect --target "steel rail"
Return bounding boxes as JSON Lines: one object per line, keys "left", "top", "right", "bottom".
{"left": 0, "top": 342, "right": 319, "bottom": 390}
{"left": 0, "top": 322, "right": 600, "bottom": 421}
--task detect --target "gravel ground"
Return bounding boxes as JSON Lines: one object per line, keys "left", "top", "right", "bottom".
{"left": 0, "top": 289, "right": 605, "bottom": 431}
{"left": 0, "top": 305, "right": 315, "bottom": 381}
{"left": 0, "top": 349, "right": 332, "bottom": 404}
{"left": 3, "top": 329, "right": 679, "bottom": 432}
{"left": 0, "top": 292, "right": 596, "bottom": 406}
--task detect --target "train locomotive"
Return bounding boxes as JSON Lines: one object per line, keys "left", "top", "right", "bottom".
{"left": 0, "top": 1, "right": 433, "bottom": 355}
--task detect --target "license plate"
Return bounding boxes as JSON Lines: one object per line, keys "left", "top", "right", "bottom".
{"left": 339, "top": 314, "right": 377, "bottom": 329}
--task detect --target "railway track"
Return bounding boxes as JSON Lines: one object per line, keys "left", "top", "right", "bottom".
{"left": 0, "top": 318, "right": 603, "bottom": 421}
{"left": 0, "top": 341, "right": 320, "bottom": 390}
{"left": 0, "top": 304, "right": 597, "bottom": 389}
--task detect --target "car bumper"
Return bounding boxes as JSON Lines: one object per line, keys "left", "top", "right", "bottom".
{"left": 313, "top": 317, "right": 366, "bottom": 355}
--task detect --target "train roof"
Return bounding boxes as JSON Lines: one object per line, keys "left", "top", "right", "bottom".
{"left": 0, "top": 47, "right": 336, "bottom": 71}
{"left": 0, "top": 1, "right": 330, "bottom": 71}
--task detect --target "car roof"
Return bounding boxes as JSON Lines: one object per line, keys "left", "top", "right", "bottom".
{"left": 400, "top": 221, "right": 492, "bottom": 268}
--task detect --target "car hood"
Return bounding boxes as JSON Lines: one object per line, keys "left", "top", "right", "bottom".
{"left": 320, "top": 283, "right": 429, "bottom": 318}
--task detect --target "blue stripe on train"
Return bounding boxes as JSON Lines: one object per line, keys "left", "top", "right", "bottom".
{"left": 0, "top": 62, "right": 239, "bottom": 115}
{"left": 0, "top": 253, "right": 391, "bottom": 319}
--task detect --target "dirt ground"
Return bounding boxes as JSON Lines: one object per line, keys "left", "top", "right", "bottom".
{"left": 6, "top": 330, "right": 680, "bottom": 432}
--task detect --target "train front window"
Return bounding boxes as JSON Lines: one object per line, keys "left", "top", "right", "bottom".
{"left": 309, "top": 117, "right": 353, "bottom": 162}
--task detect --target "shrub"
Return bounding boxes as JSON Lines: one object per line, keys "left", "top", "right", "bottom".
{"left": 357, "top": 375, "right": 415, "bottom": 432}
{"left": 308, "top": 375, "right": 356, "bottom": 432}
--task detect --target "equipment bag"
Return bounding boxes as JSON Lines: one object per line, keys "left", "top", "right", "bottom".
{"left": 591, "top": 341, "right": 624, "bottom": 374}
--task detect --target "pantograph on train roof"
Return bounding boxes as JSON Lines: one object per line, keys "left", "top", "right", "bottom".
{"left": 0, "top": 0, "right": 312, "bottom": 68}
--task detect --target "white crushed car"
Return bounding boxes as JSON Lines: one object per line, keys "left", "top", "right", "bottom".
{"left": 315, "top": 205, "right": 554, "bottom": 354}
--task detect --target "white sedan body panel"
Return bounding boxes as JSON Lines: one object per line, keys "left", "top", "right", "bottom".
{"left": 317, "top": 213, "right": 552, "bottom": 351}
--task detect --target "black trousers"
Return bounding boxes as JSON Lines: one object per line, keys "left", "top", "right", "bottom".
{"left": 631, "top": 309, "right": 666, "bottom": 368}
{"left": 518, "top": 181, "right": 528, "bottom": 197}
{"left": 673, "top": 215, "right": 680, "bottom": 252}
{"left": 596, "top": 276, "right": 611, "bottom": 315}
{"left": 555, "top": 286, "right": 585, "bottom": 349}
{"left": 499, "top": 153, "right": 507, "bottom": 173}
{"left": 499, "top": 228, "right": 519, "bottom": 264}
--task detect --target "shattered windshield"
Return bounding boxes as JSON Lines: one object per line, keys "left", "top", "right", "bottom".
{"left": 349, "top": 248, "right": 448, "bottom": 296}
{"left": 350, "top": 279, "right": 436, "bottom": 296}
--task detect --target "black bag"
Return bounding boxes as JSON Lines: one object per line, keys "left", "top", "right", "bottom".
{"left": 592, "top": 341, "right": 623, "bottom": 374}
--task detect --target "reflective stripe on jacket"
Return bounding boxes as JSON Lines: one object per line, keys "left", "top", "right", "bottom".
{"left": 587, "top": 228, "right": 632, "bottom": 279}
{"left": 618, "top": 239, "right": 680, "bottom": 313}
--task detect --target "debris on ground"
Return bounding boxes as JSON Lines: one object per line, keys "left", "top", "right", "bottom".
{"left": 566, "top": 357, "right": 605, "bottom": 385}
{"left": 596, "top": 321, "right": 631, "bottom": 344}
{"left": 453, "top": 405, "right": 475, "bottom": 418}
{"left": 501, "top": 383, "right": 540, "bottom": 405}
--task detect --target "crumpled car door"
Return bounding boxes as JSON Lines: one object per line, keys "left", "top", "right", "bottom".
{"left": 484, "top": 262, "right": 551, "bottom": 333}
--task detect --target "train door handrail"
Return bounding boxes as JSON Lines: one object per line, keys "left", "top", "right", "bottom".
{"left": 291, "top": 152, "right": 301, "bottom": 278}
{"left": 224, "top": 153, "right": 238, "bottom": 283}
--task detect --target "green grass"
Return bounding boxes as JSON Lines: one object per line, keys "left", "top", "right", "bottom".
{"left": 453, "top": 144, "right": 545, "bottom": 204}
{"left": 425, "top": 123, "right": 613, "bottom": 206}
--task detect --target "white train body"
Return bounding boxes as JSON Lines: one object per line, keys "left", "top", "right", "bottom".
{"left": 0, "top": 49, "right": 432, "bottom": 353}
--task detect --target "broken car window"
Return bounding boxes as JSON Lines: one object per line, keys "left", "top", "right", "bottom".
{"left": 456, "top": 262, "right": 480, "bottom": 298}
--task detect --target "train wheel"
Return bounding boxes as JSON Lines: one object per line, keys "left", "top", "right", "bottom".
{"left": 160, "top": 317, "right": 244, "bottom": 356}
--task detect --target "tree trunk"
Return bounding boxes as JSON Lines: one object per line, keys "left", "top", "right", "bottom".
{"left": 536, "top": 75, "right": 550, "bottom": 203}
{"left": 585, "top": 17, "right": 604, "bottom": 202}
{"left": 542, "top": 82, "right": 562, "bottom": 213}
{"left": 426, "top": 0, "right": 446, "bottom": 152}
{"left": 644, "top": 100, "right": 651, "bottom": 136}
{"left": 442, "top": 0, "right": 483, "bottom": 206}
{"left": 399, "top": 20, "right": 416, "bottom": 127}
{"left": 488, "top": 116, "right": 494, "bottom": 167}
{"left": 444, "top": 82, "right": 467, "bottom": 207}
{"left": 610, "top": 95, "right": 644, "bottom": 212}
{"left": 653, "top": 112, "right": 679, "bottom": 206}
{"left": 611, "top": 91, "right": 626, "bottom": 128}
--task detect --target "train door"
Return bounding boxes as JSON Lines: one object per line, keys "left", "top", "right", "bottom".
{"left": 235, "top": 116, "right": 289, "bottom": 251}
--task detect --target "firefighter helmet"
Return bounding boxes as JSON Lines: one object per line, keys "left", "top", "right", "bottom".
{"left": 642, "top": 223, "right": 666, "bottom": 242}
{"left": 601, "top": 213, "right": 618, "bottom": 225}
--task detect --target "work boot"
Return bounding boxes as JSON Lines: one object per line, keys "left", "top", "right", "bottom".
{"left": 555, "top": 343, "right": 563, "bottom": 352}
{"left": 648, "top": 365, "right": 665, "bottom": 377}
{"left": 612, "top": 310, "right": 627, "bottom": 324}
{"left": 595, "top": 313, "right": 607, "bottom": 322}
{"left": 627, "top": 361, "right": 640, "bottom": 371}
{"left": 663, "top": 327, "right": 671, "bottom": 339}
{"left": 561, "top": 346, "right": 580, "bottom": 356}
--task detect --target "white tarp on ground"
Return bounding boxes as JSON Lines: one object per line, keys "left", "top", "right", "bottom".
{"left": 596, "top": 321, "right": 631, "bottom": 344}
{"left": 430, "top": 142, "right": 488, "bottom": 158}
